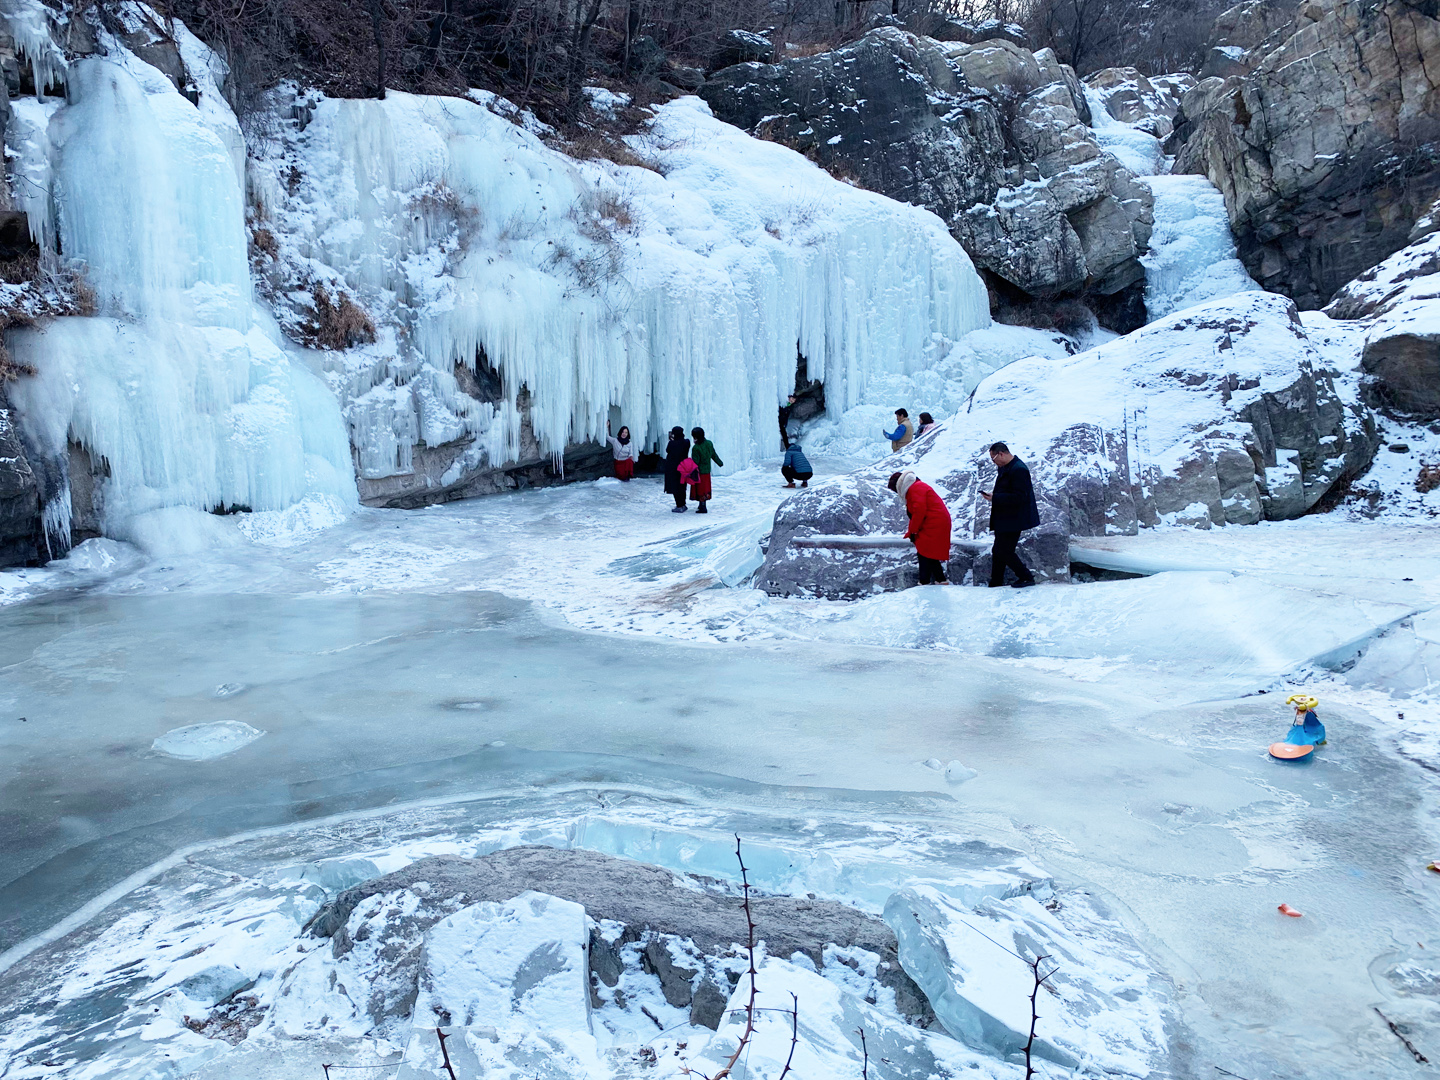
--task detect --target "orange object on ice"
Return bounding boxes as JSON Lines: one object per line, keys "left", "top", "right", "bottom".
{"left": 1278, "top": 903, "right": 1303, "bottom": 917}
{"left": 1269, "top": 742, "right": 1314, "bottom": 760}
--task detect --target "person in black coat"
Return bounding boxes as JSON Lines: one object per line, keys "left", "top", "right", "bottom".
{"left": 980, "top": 441, "right": 1039, "bottom": 588}
{"left": 663, "top": 426, "right": 690, "bottom": 512}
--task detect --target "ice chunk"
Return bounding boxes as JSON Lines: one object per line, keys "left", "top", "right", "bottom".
{"left": 177, "top": 963, "right": 250, "bottom": 1008}
{"left": 884, "top": 885, "right": 1167, "bottom": 1072}
{"left": 944, "top": 760, "right": 978, "bottom": 784}
{"left": 686, "top": 956, "right": 999, "bottom": 1079}
{"left": 413, "top": 891, "right": 591, "bottom": 1034}
{"left": 152, "top": 721, "right": 264, "bottom": 761}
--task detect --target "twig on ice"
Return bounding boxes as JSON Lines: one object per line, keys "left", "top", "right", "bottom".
{"left": 857, "top": 1026, "right": 869, "bottom": 1079}
{"left": 435, "top": 1028, "right": 457, "bottom": 1080}
{"left": 1375, "top": 1007, "right": 1430, "bottom": 1064}
{"left": 776, "top": 992, "right": 799, "bottom": 1079}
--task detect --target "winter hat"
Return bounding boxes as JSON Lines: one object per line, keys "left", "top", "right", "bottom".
{"left": 890, "top": 471, "right": 917, "bottom": 499}
{"left": 887, "top": 471, "right": 902, "bottom": 491}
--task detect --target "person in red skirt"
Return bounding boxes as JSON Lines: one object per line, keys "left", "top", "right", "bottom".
{"left": 605, "top": 425, "right": 638, "bottom": 481}
{"left": 689, "top": 427, "right": 723, "bottom": 513}
{"left": 888, "top": 469, "right": 951, "bottom": 584}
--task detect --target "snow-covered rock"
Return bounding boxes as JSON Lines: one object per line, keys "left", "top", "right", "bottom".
{"left": 884, "top": 885, "right": 1169, "bottom": 1072}
{"left": 700, "top": 28, "right": 1155, "bottom": 323}
{"left": 1325, "top": 232, "right": 1440, "bottom": 417}
{"left": 0, "top": 388, "right": 42, "bottom": 567}
{"left": 760, "top": 293, "right": 1376, "bottom": 597}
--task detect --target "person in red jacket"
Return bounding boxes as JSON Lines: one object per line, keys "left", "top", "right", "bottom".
{"left": 888, "top": 470, "right": 951, "bottom": 584}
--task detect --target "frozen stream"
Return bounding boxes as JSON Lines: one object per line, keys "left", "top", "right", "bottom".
{"left": 2, "top": 466, "right": 1440, "bottom": 1078}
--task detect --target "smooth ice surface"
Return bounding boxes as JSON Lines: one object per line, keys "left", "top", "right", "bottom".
{"left": 1, "top": 457, "right": 1438, "bottom": 1079}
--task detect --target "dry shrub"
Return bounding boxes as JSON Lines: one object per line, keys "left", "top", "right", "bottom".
{"left": 307, "top": 284, "right": 376, "bottom": 350}
{"left": 995, "top": 298, "right": 1096, "bottom": 338}
{"left": 560, "top": 129, "right": 657, "bottom": 172}
{"left": 251, "top": 226, "right": 278, "bottom": 259}
{"left": 1418, "top": 462, "right": 1440, "bottom": 494}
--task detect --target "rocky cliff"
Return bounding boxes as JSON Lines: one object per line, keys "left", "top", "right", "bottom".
{"left": 700, "top": 29, "right": 1156, "bottom": 329}
{"left": 1172, "top": 0, "right": 1440, "bottom": 309}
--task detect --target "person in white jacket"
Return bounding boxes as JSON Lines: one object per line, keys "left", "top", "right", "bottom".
{"left": 605, "top": 425, "right": 639, "bottom": 481}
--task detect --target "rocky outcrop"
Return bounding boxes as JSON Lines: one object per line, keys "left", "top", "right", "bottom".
{"left": 1172, "top": 0, "right": 1440, "bottom": 309}
{"left": 1083, "top": 67, "right": 1194, "bottom": 139}
{"left": 305, "top": 845, "right": 941, "bottom": 1034}
{"left": 700, "top": 28, "right": 1154, "bottom": 324}
{"left": 0, "top": 386, "right": 42, "bottom": 566}
{"left": 1326, "top": 232, "right": 1440, "bottom": 416}
{"left": 757, "top": 294, "right": 1377, "bottom": 598}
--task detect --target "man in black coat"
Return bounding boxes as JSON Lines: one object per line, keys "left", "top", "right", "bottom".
{"left": 980, "top": 441, "right": 1039, "bottom": 588}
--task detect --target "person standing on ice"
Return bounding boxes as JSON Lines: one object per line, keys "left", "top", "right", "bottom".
{"left": 779, "top": 394, "right": 797, "bottom": 449}
{"left": 689, "top": 427, "right": 723, "bottom": 514}
{"left": 604, "top": 425, "right": 639, "bottom": 481}
{"left": 980, "top": 442, "right": 1039, "bottom": 588}
{"left": 884, "top": 409, "right": 915, "bottom": 452}
{"left": 888, "top": 470, "right": 951, "bottom": 585}
{"left": 663, "top": 427, "right": 691, "bottom": 512}
{"left": 781, "top": 440, "right": 813, "bottom": 488}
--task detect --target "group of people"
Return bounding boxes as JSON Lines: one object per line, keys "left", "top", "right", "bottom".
{"left": 882, "top": 408, "right": 938, "bottom": 452}
{"left": 604, "top": 424, "right": 723, "bottom": 513}
{"left": 888, "top": 441, "right": 1040, "bottom": 588}
{"left": 608, "top": 410, "right": 1042, "bottom": 591}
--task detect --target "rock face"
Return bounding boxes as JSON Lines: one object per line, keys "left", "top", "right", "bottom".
{"left": 700, "top": 29, "right": 1154, "bottom": 322}
{"left": 0, "top": 386, "right": 42, "bottom": 567}
{"left": 305, "top": 845, "right": 937, "bottom": 1034}
{"left": 1172, "top": 0, "right": 1440, "bottom": 308}
{"left": 1326, "top": 232, "right": 1440, "bottom": 416}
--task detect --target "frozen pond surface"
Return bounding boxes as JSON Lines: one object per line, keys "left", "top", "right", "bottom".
{"left": 2, "top": 463, "right": 1439, "bottom": 1078}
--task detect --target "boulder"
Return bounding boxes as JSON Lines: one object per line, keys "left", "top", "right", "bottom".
{"left": 701, "top": 30, "right": 1007, "bottom": 239}
{"left": 1172, "top": 0, "right": 1440, "bottom": 309}
{"left": 701, "top": 28, "right": 1153, "bottom": 321}
{"left": 709, "top": 28, "right": 773, "bottom": 70}
{"left": 0, "top": 387, "right": 42, "bottom": 567}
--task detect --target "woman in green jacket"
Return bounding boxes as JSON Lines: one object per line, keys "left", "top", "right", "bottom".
{"left": 689, "top": 427, "right": 723, "bottom": 514}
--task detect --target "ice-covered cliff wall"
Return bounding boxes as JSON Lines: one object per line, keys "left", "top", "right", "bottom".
{"left": 252, "top": 90, "right": 994, "bottom": 502}
{"left": 3, "top": 5, "right": 356, "bottom": 553}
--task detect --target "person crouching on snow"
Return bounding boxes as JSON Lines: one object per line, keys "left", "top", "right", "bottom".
{"left": 689, "top": 427, "right": 723, "bottom": 514}
{"left": 888, "top": 470, "right": 951, "bottom": 585}
{"left": 781, "top": 439, "right": 813, "bottom": 488}
{"left": 663, "top": 426, "right": 690, "bottom": 512}
{"left": 605, "top": 424, "right": 638, "bottom": 481}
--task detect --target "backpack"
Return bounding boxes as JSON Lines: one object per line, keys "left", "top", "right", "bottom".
{"left": 678, "top": 457, "right": 700, "bottom": 486}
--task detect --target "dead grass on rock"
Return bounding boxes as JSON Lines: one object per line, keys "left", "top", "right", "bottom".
{"left": 1418, "top": 462, "right": 1440, "bottom": 494}
{"left": 304, "top": 284, "right": 377, "bottom": 350}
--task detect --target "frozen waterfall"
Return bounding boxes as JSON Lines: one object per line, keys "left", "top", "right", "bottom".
{"left": 4, "top": 19, "right": 356, "bottom": 552}
{"left": 1084, "top": 85, "right": 1258, "bottom": 323}
{"left": 254, "top": 92, "right": 993, "bottom": 479}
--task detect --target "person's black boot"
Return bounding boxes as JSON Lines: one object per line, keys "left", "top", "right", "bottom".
{"left": 1011, "top": 578, "right": 1036, "bottom": 588}
{"left": 696, "top": 501, "right": 708, "bottom": 514}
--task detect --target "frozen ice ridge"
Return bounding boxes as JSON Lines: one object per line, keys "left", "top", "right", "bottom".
{"left": 3, "top": 15, "right": 357, "bottom": 554}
